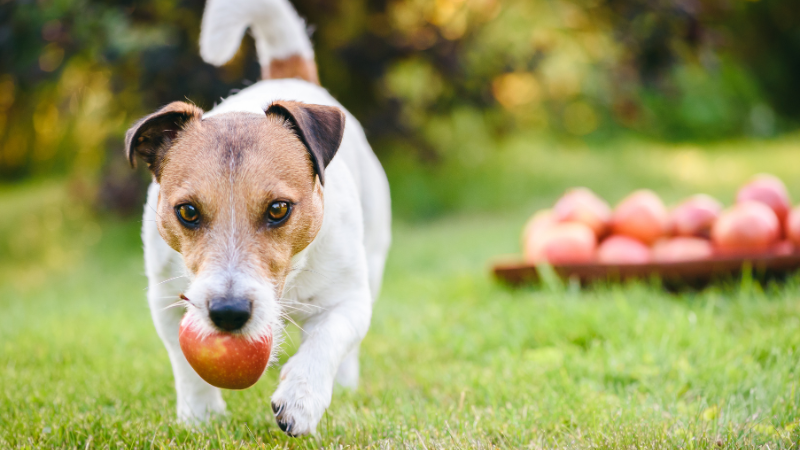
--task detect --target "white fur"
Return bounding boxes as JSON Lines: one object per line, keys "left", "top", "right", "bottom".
{"left": 200, "top": 0, "right": 314, "bottom": 68}
{"left": 144, "top": 81, "right": 391, "bottom": 435}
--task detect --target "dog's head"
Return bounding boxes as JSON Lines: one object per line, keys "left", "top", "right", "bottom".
{"left": 125, "top": 101, "right": 345, "bottom": 339}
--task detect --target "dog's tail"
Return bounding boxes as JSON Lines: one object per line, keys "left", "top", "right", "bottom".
{"left": 199, "top": 0, "right": 318, "bottom": 84}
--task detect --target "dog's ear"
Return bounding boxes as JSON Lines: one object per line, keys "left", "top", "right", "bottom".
{"left": 125, "top": 101, "right": 204, "bottom": 177}
{"left": 266, "top": 101, "right": 346, "bottom": 185}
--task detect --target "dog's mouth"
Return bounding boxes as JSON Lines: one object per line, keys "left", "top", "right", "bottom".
{"left": 177, "top": 271, "right": 281, "bottom": 343}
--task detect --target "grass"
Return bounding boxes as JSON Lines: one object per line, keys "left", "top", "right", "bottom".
{"left": 3, "top": 136, "right": 800, "bottom": 448}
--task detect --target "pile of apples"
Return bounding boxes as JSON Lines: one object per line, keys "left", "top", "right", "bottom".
{"left": 523, "top": 174, "right": 800, "bottom": 265}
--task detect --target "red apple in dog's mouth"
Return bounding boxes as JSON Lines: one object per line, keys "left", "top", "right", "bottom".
{"left": 179, "top": 314, "right": 271, "bottom": 390}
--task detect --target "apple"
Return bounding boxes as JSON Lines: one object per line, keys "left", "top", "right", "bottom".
{"left": 786, "top": 205, "right": 800, "bottom": 247}
{"left": 521, "top": 209, "right": 557, "bottom": 248}
{"left": 552, "top": 187, "right": 611, "bottom": 237}
{"left": 179, "top": 314, "right": 271, "bottom": 390}
{"left": 669, "top": 194, "right": 723, "bottom": 238}
{"left": 597, "top": 235, "right": 651, "bottom": 264}
{"left": 736, "top": 174, "right": 791, "bottom": 222}
{"left": 611, "top": 189, "right": 668, "bottom": 244}
{"left": 711, "top": 201, "right": 780, "bottom": 255}
{"left": 524, "top": 222, "right": 596, "bottom": 265}
{"left": 652, "top": 237, "right": 713, "bottom": 262}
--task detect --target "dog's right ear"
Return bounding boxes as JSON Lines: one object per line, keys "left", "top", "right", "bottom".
{"left": 125, "top": 102, "right": 204, "bottom": 177}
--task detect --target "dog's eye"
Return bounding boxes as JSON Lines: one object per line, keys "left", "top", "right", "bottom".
{"left": 267, "top": 201, "right": 290, "bottom": 223}
{"left": 176, "top": 204, "right": 200, "bottom": 226}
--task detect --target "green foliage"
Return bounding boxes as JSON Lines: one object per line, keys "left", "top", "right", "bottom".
{"left": 0, "top": 0, "right": 258, "bottom": 181}
{"left": 3, "top": 0, "right": 800, "bottom": 194}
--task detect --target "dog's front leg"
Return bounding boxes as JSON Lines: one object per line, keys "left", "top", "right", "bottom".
{"left": 148, "top": 287, "right": 227, "bottom": 423}
{"left": 143, "top": 194, "right": 227, "bottom": 423}
{"left": 270, "top": 287, "right": 372, "bottom": 437}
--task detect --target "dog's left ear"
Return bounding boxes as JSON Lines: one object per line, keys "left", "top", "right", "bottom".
{"left": 266, "top": 101, "right": 346, "bottom": 186}
{"left": 125, "top": 101, "right": 204, "bottom": 178}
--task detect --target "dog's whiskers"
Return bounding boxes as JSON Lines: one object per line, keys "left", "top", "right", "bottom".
{"left": 280, "top": 326, "right": 296, "bottom": 347}
{"left": 288, "top": 266, "right": 328, "bottom": 279}
{"left": 161, "top": 294, "right": 191, "bottom": 310}
{"left": 279, "top": 313, "right": 305, "bottom": 333}
{"left": 278, "top": 306, "right": 312, "bottom": 318}
{"left": 147, "top": 202, "right": 163, "bottom": 219}
{"left": 276, "top": 297, "right": 326, "bottom": 311}
{"left": 147, "top": 275, "right": 189, "bottom": 289}
{"left": 162, "top": 300, "right": 187, "bottom": 310}
{"left": 276, "top": 302, "right": 321, "bottom": 313}
{"left": 277, "top": 297, "right": 324, "bottom": 306}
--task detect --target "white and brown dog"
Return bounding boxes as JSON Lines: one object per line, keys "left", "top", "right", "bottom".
{"left": 124, "top": 0, "right": 391, "bottom": 437}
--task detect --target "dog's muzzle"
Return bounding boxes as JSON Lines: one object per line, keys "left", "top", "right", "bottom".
{"left": 208, "top": 297, "right": 252, "bottom": 331}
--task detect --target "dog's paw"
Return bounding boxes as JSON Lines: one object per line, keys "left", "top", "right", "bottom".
{"left": 270, "top": 363, "right": 332, "bottom": 437}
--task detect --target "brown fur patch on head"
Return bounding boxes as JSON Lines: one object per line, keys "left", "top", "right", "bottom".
{"left": 156, "top": 112, "right": 324, "bottom": 285}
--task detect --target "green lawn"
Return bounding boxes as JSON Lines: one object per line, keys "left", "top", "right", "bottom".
{"left": 3, "top": 136, "right": 800, "bottom": 448}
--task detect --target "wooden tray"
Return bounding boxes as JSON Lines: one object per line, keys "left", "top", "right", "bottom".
{"left": 493, "top": 252, "right": 800, "bottom": 289}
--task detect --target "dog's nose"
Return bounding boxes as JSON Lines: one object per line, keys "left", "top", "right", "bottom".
{"left": 208, "top": 297, "right": 252, "bottom": 331}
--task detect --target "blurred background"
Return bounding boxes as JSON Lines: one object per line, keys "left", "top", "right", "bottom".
{"left": 3, "top": 0, "right": 800, "bottom": 282}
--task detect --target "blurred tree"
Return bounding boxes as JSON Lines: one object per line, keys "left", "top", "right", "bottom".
{"left": 0, "top": 0, "right": 259, "bottom": 183}
{"left": 723, "top": 0, "right": 800, "bottom": 119}
{"left": 2, "top": 0, "right": 799, "bottom": 193}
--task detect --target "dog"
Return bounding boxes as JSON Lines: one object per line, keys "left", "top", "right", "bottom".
{"left": 124, "top": 0, "right": 391, "bottom": 437}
